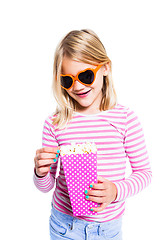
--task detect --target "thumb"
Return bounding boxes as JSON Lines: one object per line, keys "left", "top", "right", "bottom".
{"left": 97, "top": 176, "right": 108, "bottom": 183}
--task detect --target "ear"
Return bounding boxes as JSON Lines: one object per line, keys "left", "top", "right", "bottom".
{"left": 103, "top": 62, "right": 110, "bottom": 76}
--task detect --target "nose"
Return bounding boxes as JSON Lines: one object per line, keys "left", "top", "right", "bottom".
{"left": 72, "top": 80, "right": 85, "bottom": 91}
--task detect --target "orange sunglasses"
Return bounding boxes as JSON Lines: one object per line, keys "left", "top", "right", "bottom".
{"left": 60, "top": 64, "right": 103, "bottom": 90}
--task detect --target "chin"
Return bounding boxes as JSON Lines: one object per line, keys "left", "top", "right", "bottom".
{"left": 77, "top": 98, "right": 92, "bottom": 104}
{"left": 77, "top": 102, "right": 93, "bottom": 109}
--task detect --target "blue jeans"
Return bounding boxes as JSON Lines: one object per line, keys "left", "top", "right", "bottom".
{"left": 49, "top": 206, "right": 122, "bottom": 240}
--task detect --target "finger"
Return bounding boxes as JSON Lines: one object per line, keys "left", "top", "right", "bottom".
{"left": 34, "top": 156, "right": 37, "bottom": 165}
{"left": 90, "top": 182, "right": 106, "bottom": 190}
{"left": 90, "top": 177, "right": 109, "bottom": 190}
{"left": 37, "top": 152, "right": 58, "bottom": 160}
{"left": 85, "top": 195, "right": 107, "bottom": 203}
{"left": 36, "top": 159, "right": 57, "bottom": 167}
{"left": 86, "top": 189, "right": 106, "bottom": 197}
{"left": 91, "top": 203, "right": 108, "bottom": 212}
{"left": 36, "top": 166, "right": 51, "bottom": 177}
{"left": 36, "top": 147, "right": 60, "bottom": 155}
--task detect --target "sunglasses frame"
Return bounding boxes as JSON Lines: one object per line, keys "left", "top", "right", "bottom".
{"left": 60, "top": 64, "right": 103, "bottom": 90}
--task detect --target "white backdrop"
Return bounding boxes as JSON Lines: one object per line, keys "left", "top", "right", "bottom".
{"left": 0, "top": 0, "right": 160, "bottom": 239}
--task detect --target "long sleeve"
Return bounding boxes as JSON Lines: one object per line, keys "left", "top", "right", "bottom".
{"left": 114, "top": 109, "right": 152, "bottom": 202}
{"left": 33, "top": 116, "right": 59, "bottom": 193}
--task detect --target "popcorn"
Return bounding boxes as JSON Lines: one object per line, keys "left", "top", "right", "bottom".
{"left": 60, "top": 142, "right": 97, "bottom": 156}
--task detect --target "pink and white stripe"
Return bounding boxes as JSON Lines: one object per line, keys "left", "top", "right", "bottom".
{"left": 33, "top": 104, "right": 152, "bottom": 222}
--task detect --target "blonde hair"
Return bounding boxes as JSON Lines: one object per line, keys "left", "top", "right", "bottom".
{"left": 52, "top": 29, "right": 117, "bottom": 129}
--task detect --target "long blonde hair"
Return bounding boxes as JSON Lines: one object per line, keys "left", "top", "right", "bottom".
{"left": 52, "top": 29, "right": 117, "bottom": 129}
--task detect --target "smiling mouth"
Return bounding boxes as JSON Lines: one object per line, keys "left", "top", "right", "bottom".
{"left": 76, "top": 89, "right": 91, "bottom": 96}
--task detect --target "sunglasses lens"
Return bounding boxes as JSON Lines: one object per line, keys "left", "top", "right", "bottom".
{"left": 79, "top": 70, "right": 94, "bottom": 85}
{"left": 61, "top": 76, "right": 73, "bottom": 89}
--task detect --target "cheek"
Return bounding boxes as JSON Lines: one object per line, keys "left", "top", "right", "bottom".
{"left": 65, "top": 89, "right": 72, "bottom": 96}
{"left": 92, "top": 75, "right": 104, "bottom": 90}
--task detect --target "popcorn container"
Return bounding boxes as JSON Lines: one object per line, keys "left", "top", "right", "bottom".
{"left": 60, "top": 143, "right": 98, "bottom": 216}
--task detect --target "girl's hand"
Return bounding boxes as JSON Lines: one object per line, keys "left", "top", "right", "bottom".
{"left": 85, "top": 176, "right": 117, "bottom": 212}
{"left": 34, "top": 147, "right": 60, "bottom": 177}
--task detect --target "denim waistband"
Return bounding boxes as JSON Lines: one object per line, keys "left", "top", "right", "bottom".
{"left": 51, "top": 206, "right": 122, "bottom": 230}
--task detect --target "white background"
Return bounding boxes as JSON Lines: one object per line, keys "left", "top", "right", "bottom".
{"left": 0, "top": 0, "right": 160, "bottom": 239}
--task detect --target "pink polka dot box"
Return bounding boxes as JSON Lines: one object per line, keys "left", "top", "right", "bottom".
{"left": 60, "top": 142, "right": 98, "bottom": 216}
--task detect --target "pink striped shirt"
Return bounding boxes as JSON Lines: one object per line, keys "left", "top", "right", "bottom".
{"left": 33, "top": 104, "right": 152, "bottom": 222}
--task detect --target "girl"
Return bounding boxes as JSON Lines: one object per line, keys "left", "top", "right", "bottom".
{"left": 34, "top": 29, "right": 152, "bottom": 240}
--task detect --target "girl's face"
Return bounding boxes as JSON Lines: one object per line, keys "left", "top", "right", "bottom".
{"left": 61, "top": 57, "right": 109, "bottom": 114}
